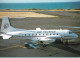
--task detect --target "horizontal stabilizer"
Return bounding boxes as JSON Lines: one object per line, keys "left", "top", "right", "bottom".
{"left": 0, "top": 34, "right": 12, "bottom": 39}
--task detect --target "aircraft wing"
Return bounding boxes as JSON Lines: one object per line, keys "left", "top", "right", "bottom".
{"left": 46, "top": 35, "right": 61, "bottom": 39}
{"left": 31, "top": 39, "right": 39, "bottom": 42}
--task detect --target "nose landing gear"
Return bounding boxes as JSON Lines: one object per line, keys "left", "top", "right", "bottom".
{"left": 63, "top": 40, "right": 69, "bottom": 45}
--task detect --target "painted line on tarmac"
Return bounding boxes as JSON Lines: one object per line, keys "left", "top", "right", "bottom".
{"left": 0, "top": 45, "right": 27, "bottom": 50}
{"left": 18, "top": 45, "right": 27, "bottom": 48}
{"left": 0, "top": 45, "right": 19, "bottom": 50}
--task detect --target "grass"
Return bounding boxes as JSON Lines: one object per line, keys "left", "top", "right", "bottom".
{"left": 0, "top": 12, "right": 58, "bottom": 18}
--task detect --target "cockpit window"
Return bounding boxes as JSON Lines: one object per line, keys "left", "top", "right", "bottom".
{"left": 69, "top": 31, "right": 73, "bottom": 34}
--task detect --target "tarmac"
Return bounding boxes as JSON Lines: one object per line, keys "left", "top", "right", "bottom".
{"left": 0, "top": 10, "right": 80, "bottom": 57}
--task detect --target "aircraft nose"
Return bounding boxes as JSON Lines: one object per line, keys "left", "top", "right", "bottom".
{"left": 74, "top": 34, "right": 78, "bottom": 38}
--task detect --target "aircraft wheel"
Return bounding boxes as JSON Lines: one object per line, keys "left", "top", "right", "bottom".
{"left": 63, "top": 40, "right": 69, "bottom": 45}
{"left": 40, "top": 41, "right": 43, "bottom": 43}
{"left": 43, "top": 44, "right": 47, "bottom": 47}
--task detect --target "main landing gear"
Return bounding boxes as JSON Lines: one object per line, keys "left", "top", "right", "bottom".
{"left": 40, "top": 41, "right": 48, "bottom": 47}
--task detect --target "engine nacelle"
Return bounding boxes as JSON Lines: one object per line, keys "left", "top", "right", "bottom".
{"left": 40, "top": 38, "right": 56, "bottom": 44}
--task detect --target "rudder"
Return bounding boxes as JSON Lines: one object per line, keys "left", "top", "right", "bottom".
{"left": 1, "top": 17, "right": 12, "bottom": 33}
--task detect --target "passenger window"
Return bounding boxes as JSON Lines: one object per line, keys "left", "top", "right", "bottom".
{"left": 69, "top": 32, "right": 72, "bottom": 34}
{"left": 29, "top": 34, "right": 30, "bottom": 36}
{"left": 32, "top": 34, "right": 33, "bottom": 36}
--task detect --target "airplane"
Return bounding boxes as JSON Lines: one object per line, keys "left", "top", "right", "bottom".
{"left": 0, "top": 17, "right": 79, "bottom": 47}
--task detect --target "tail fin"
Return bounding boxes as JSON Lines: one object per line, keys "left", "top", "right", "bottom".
{"left": 0, "top": 17, "right": 25, "bottom": 39}
{"left": 0, "top": 17, "right": 12, "bottom": 39}
{"left": 1, "top": 17, "right": 12, "bottom": 33}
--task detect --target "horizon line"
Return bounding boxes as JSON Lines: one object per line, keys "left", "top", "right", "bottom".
{"left": 0, "top": 1, "right": 80, "bottom": 3}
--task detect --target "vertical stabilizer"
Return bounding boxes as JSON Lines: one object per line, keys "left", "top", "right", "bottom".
{"left": 0, "top": 17, "right": 13, "bottom": 39}
{"left": 1, "top": 17, "right": 12, "bottom": 33}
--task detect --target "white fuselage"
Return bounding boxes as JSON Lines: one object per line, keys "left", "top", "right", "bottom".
{"left": 6, "top": 28, "right": 78, "bottom": 44}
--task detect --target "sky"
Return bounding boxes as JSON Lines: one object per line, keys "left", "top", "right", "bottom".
{"left": 0, "top": 0, "right": 80, "bottom": 3}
